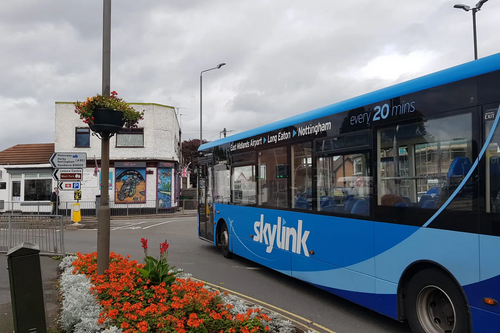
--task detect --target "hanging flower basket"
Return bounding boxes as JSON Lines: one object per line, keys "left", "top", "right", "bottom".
{"left": 74, "top": 91, "right": 144, "bottom": 136}
{"left": 89, "top": 108, "right": 125, "bottom": 133}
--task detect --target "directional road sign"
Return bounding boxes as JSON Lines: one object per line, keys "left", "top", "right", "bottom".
{"left": 49, "top": 153, "right": 87, "bottom": 169}
{"left": 52, "top": 169, "right": 83, "bottom": 182}
{"left": 58, "top": 181, "right": 81, "bottom": 191}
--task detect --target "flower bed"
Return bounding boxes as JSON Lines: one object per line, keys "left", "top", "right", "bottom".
{"left": 59, "top": 243, "right": 297, "bottom": 333}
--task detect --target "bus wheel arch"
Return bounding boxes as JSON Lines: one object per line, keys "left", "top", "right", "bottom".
{"left": 216, "top": 219, "right": 232, "bottom": 259}
{"left": 398, "top": 261, "right": 471, "bottom": 333}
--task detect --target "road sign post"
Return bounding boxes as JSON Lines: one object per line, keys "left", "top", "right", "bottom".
{"left": 52, "top": 169, "right": 83, "bottom": 182}
{"left": 49, "top": 153, "right": 87, "bottom": 169}
{"left": 57, "top": 181, "right": 81, "bottom": 191}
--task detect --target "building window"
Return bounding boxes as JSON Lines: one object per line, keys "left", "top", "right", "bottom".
{"left": 12, "top": 181, "right": 20, "bottom": 197}
{"left": 75, "top": 128, "right": 90, "bottom": 147}
{"left": 116, "top": 128, "right": 144, "bottom": 147}
{"left": 24, "top": 179, "right": 52, "bottom": 201}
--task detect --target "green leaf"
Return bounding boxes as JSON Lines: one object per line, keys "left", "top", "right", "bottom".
{"left": 145, "top": 256, "right": 159, "bottom": 264}
{"left": 136, "top": 267, "right": 150, "bottom": 278}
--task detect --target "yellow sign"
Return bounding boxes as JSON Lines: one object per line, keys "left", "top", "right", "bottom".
{"left": 72, "top": 203, "right": 81, "bottom": 223}
{"left": 74, "top": 190, "right": 82, "bottom": 201}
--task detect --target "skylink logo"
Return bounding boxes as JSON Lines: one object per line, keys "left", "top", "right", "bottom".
{"left": 253, "top": 215, "right": 310, "bottom": 257}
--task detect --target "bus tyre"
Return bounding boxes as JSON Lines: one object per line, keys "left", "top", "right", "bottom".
{"left": 405, "top": 268, "right": 470, "bottom": 333}
{"left": 219, "top": 223, "right": 232, "bottom": 259}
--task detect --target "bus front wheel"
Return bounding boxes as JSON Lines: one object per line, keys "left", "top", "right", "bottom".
{"left": 218, "top": 223, "right": 232, "bottom": 259}
{"left": 405, "top": 268, "right": 470, "bottom": 333}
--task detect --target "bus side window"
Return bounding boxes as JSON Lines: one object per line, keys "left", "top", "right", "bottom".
{"left": 316, "top": 153, "right": 371, "bottom": 215}
{"left": 291, "top": 143, "right": 312, "bottom": 210}
{"left": 378, "top": 112, "right": 473, "bottom": 211}
{"left": 485, "top": 112, "right": 500, "bottom": 214}
{"left": 231, "top": 165, "right": 257, "bottom": 205}
{"left": 258, "top": 147, "right": 289, "bottom": 208}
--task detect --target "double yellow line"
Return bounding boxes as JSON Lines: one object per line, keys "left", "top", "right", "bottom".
{"left": 193, "top": 278, "right": 337, "bottom": 333}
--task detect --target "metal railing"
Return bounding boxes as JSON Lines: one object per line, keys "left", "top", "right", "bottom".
{"left": 0, "top": 199, "right": 198, "bottom": 218}
{"left": 0, "top": 215, "right": 65, "bottom": 255}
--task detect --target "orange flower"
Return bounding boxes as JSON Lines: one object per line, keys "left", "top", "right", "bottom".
{"left": 137, "top": 320, "right": 148, "bottom": 332}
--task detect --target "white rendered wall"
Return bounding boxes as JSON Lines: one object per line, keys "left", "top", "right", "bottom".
{"left": 55, "top": 102, "right": 180, "bottom": 161}
{"left": 54, "top": 102, "right": 181, "bottom": 208}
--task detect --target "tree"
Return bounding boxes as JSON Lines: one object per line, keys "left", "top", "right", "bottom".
{"left": 181, "top": 139, "right": 208, "bottom": 187}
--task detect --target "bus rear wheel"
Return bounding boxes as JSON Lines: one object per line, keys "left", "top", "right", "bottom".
{"left": 218, "top": 223, "right": 232, "bottom": 259}
{"left": 405, "top": 268, "right": 470, "bottom": 333}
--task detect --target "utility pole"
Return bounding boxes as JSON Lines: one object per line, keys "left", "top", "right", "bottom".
{"left": 97, "top": 0, "right": 111, "bottom": 275}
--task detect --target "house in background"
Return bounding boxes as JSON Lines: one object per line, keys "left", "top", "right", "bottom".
{"left": 0, "top": 143, "right": 55, "bottom": 213}
{"left": 55, "top": 102, "right": 182, "bottom": 211}
{"left": 0, "top": 102, "right": 183, "bottom": 214}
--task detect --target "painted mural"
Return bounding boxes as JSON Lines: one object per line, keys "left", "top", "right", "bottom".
{"left": 115, "top": 168, "right": 146, "bottom": 203}
{"left": 158, "top": 168, "right": 172, "bottom": 208}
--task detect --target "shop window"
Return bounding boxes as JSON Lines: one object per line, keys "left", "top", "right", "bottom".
{"left": 24, "top": 179, "right": 52, "bottom": 201}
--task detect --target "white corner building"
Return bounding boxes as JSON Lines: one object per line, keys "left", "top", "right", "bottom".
{"left": 54, "top": 102, "right": 182, "bottom": 211}
{"left": 0, "top": 102, "right": 183, "bottom": 214}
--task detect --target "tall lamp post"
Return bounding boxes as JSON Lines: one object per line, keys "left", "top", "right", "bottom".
{"left": 97, "top": 0, "right": 112, "bottom": 275}
{"left": 200, "top": 63, "right": 226, "bottom": 146}
{"left": 198, "top": 63, "right": 225, "bottom": 209}
{"left": 454, "top": 0, "right": 489, "bottom": 60}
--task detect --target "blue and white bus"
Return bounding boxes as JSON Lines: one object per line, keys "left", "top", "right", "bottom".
{"left": 197, "top": 53, "right": 500, "bottom": 333}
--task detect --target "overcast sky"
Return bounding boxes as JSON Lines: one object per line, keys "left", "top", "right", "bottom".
{"left": 1, "top": 0, "right": 499, "bottom": 152}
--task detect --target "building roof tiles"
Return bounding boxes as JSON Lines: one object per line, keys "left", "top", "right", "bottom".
{"left": 0, "top": 143, "right": 54, "bottom": 165}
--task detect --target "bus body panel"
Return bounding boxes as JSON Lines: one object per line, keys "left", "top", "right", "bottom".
{"left": 199, "top": 54, "right": 500, "bottom": 330}
{"left": 215, "top": 203, "right": 500, "bottom": 321}
{"left": 373, "top": 224, "right": 480, "bottom": 286}
{"left": 216, "top": 204, "right": 376, "bottom": 273}
{"left": 469, "top": 307, "right": 500, "bottom": 332}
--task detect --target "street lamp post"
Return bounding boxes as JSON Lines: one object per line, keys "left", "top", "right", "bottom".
{"left": 199, "top": 63, "right": 226, "bottom": 146}
{"left": 454, "top": 0, "right": 489, "bottom": 60}
{"left": 198, "top": 63, "right": 225, "bottom": 210}
{"left": 97, "top": 0, "right": 112, "bottom": 276}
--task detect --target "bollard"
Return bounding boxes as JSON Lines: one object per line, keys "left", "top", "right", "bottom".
{"left": 7, "top": 242, "right": 47, "bottom": 333}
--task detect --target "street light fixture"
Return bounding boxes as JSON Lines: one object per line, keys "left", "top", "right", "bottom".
{"left": 198, "top": 63, "right": 225, "bottom": 210}
{"left": 454, "top": 0, "right": 489, "bottom": 60}
{"left": 200, "top": 63, "right": 226, "bottom": 145}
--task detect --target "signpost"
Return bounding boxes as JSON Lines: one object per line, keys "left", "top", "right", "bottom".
{"left": 49, "top": 153, "right": 87, "bottom": 169}
{"left": 52, "top": 169, "right": 83, "bottom": 182}
{"left": 50, "top": 153, "right": 86, "bottom": 196}
{"left": 57, "top": 181, "right": 81, "bottom": 191}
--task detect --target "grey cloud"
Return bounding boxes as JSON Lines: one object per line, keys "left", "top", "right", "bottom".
{"left": 1, "top": 0, "right": 500, "bottom": 152}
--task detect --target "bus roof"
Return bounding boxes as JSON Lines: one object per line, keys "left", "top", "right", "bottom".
{"left": 199, "top": 52, "right": 500, "bottom": 151}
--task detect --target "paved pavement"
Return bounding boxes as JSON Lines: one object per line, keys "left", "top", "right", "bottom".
{"left": 0, "top": 253, "right": 60, "bottom": 332}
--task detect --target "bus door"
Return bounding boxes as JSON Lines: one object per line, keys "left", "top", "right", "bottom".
{"left": 198, "top": 162, "right": 215, "bottom": 241}
{"left": 479, "top": 103, "right": 500, "bottom": 315}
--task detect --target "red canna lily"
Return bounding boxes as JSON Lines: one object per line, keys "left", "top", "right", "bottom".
{"left": 160, "top": 240, "right": 169, "bottom": 258}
